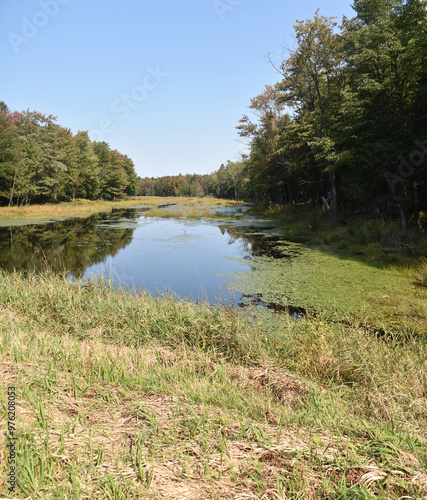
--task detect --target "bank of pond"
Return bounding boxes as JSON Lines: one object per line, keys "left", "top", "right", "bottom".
{"left": 0, "top": 202, "right": 425, "bottom": 338}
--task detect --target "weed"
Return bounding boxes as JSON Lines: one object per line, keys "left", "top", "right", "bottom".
{"left": 0, "top": 271, "right": 426, "bottom": 498}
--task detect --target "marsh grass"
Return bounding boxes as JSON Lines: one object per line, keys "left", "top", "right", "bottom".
{"left": 410, "top": 258, "right": 427, "bottom": 288}
{"left": 0, "top": 197, "right": 240, "bottom": 227}
{"left": 249, "top": 203, "right": 427, "bottom": 265}
{"left": 1, "top": 270, "right": 427, "bottom": 498}
{"left": 0, "top": 198, "right": 155, "bottom": 221}
{"left": 144, "top": 208, "right": 214, "bottom": 219}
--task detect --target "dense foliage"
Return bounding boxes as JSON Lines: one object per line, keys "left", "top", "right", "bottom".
{"left": 136, "top": 163, "right": 245, "bottom": 199}
{"left": 137, "top": 0, "right": 427, "bottom": 229}
{"left": 232, "top": 0, "right": 427, "bottom": 227}
{"left": 0, "top": 104, "right": 137, "bottom": 205}
{"left": 2, "top": 1, "right": 426, "bottom": 229}
{"left": 137, "top": 173, "right": 208, "bottom": 197}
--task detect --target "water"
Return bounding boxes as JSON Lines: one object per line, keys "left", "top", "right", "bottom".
{"left": 0, "top": 209, "right": 252, "bottom": 303}
{"left": 87, "top": 216, "right": 254, "bottom": 302}
{"left": 0, "top": 207, "right": 415, "bottom": 325}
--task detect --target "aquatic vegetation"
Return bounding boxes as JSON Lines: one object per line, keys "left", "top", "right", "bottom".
{"left": 0, "top": 196, "right": 240, "bottom": 226}
{"left": 222, "top": 226, "right": 427, "bottom": 337}
{"left": 0, "top": 206, "right": 426, "bottom": 498}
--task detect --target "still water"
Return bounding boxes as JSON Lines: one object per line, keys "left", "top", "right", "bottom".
{"left": 0, "top": 207, "right": 413, "bottom": 321}
{"left": 0, "top": 209, "right": 253, "bottom": 303}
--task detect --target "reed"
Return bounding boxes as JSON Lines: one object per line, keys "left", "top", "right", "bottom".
{"left": 1, "top": 269, "right": 426, "bottom": 498}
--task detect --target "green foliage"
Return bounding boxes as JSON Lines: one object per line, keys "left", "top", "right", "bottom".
{"left": 137, "top": 173, "right": 209, "bottom": 198}
{"left": 0, "top": 105, "right": 137, "bottom": 206}
{"left": 208, "top": 1, "right": 427, "bottom": 228}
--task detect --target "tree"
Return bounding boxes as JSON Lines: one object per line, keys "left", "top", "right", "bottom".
{"left": 71, "top": 132, "right": 100, "bottom": 200}
{"left": 0, "top": 103, "right": 20, "bottom": 205}
{"left": 340, "top": 0, "right": 427, "bottom": 226}
{"left": 275, "top": 11, "right": 346, "bottom": 215}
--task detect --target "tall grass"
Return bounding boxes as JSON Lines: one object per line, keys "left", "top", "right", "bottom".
{"left": 249, "top": 203, "right": 427, "bottom": 264}
{"left": 1, "top": 270, "right": 426, "bottom": 499}
{"left": 0, "top": 196, "right": 240, "bottom": 223}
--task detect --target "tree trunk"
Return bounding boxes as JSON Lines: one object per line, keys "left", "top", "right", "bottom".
{"left": 328, "top": 170, "right": 337, "bottom": 217}
{"left": 321, "top": 196, "right": 330, "bottom": 212}
{"left": 400, "top": 202, "right": 408, "bottom": 230}
{"left": 413, "top": 181, "right": 422, "bottom": 231}
{"left": 9, "top": 168, "right": 17, "bottom": 207}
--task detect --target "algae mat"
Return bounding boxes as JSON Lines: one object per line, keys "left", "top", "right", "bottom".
{"left": 230, "top": 240, "right": 426, "bottom": 334}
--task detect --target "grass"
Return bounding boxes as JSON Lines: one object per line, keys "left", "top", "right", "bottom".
{"left": 410, "top": 258, "right": 427, "bottom": 288}
{"left": 248, "top": 203, "right": 427, "bottom": 265}
{"left": 0, "top": 196, "right": 240, "bottom": 226}
{"left": 1, "top": 270, "right": 427, "bottom": 499}
{"left": 0, "top": 197, "right": 154, "bottom": 221}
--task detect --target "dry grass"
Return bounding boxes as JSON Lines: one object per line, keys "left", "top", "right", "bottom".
{"left": 410, "top": 258, "right": 427, "bottom": 288}
{"left": 144, "top": 209, "right": 215, "bottom": 219}
{"left": 0, "top": 196, "right": 240, "bottom": 224}
{"left": 0, "top": 272, "right": 427, "bottom": 499}
{"left": 0, "top": 198, "right": 152, "bottom": 220}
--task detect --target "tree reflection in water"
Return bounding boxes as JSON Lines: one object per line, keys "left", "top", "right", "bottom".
{"left": 0, "top": 210, "right": 138, "bottom": 278}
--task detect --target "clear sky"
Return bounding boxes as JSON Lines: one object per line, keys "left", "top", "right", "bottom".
{"left": 1, "top": 0, "right": 356, "bottom": 178}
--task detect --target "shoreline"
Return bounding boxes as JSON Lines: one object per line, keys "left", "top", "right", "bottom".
{"left": 0, "top": 269, "right": 426, "bottom": 498}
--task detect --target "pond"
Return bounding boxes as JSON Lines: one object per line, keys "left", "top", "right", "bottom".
{"left": 0, "top": 205, "right": 419, "bottom": 333}
{"left": 0, "top": 208, "right": 254, "bottom": 304}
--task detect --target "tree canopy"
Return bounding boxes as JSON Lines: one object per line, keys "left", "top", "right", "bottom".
{"left": 138, "top": 1, "right": 427, "bottom": 229}
{"left": 0, "top": 103, "right": 137, "bottom": 206}
{"left": 213, "top": 0, "right": 427, "bottom": 228}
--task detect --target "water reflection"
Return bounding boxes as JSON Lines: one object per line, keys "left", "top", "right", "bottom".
{"left": 0, "top": 210, "right": 257, "bottom": 303}
{"left": 0, "top": 211, "right": 138, "bottom": 278}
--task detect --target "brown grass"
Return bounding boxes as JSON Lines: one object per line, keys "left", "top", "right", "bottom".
{"left": 1, "top": 272, "right": 427, "bottom": 498}
{"left": 0, "top": 196, "right": 240, "bottom": 225}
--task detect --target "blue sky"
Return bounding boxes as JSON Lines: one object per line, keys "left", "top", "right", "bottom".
{"left": 1, "top": 0, "right": 356, "bottom": 178}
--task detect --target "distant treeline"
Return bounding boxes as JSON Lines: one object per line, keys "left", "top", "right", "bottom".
{"left": 141, "top": 0, "right": 427, "bottom": 229}
{"left": 0, "top": 102, "right": 137, "bottom": 206}
{"left": 136, "top": 169, "right": 237, "bottom": 199}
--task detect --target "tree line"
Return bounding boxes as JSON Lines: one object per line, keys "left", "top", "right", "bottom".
{"left": 136, "top": 167, "right": 245, "bottom": 199}
{"left": 232, "top": 0, "right": 427, "bottom": 229}
{"left": 2, "top": 1, "right": 426, "bottom": 230}
{"left": 138, "top": 0, "right": 427, "bottom": 229}
{"left": 0, "top": 102, "right": 137, "bottom": 206}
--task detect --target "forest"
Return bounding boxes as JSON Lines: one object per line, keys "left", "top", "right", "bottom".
{"left": 138, "top": 0, "right": 427, "bottom": 229}
{"left": 0, "top": 102, "right": 137, "bottom": 206}
{"left": 1, "top": 0, "right": 426, "bottom": 231}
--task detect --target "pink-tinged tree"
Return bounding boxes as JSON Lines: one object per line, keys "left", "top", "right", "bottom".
{"left": 0, "top": 102, "right": 20, "bottom": 205}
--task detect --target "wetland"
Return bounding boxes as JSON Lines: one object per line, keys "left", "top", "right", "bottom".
{"left": 1, "top": 200, "right": 424, "bottom": 336}
{"left": 1, "top": 198, "right": 427, "bottom": 499}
